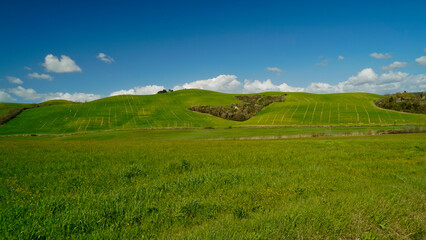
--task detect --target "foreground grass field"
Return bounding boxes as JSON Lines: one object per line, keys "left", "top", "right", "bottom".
{"left": 1, "top": 133, "right": 425, "bottom": 239}
{"left": 1, "top": 89, "right": 425, "bottom": 135}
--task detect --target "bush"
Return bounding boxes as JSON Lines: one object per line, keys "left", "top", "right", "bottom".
{"left": 189, "top": 94, "right": 286, "bottom": 121}
{"left": 375, "top": 91, "right": 426, "bottom": 114}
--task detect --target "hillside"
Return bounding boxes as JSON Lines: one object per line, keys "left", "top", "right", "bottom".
{"left": 0, "top": 103, "right": 34, "bottom": 117}
{"left": 0, "top": 89, "right": 425, "bottom": 135}
{"left": 0, "top": 103, "right": 35, "bottom": 125}
{"left": 244, "top": 92, "right": 426, "bottom": 126}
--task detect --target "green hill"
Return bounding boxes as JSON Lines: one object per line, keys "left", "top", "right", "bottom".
{"left": 0, "top": 102, "right": 35, "bottom": 125}
{"left": 245, "top": 92, "right": 425, "bottom": 126}
{"left": 0, "top": 89, "right": 425, "bottom": 135}
{"left": 0, "top": 103, "right": 34, "bottom": 117}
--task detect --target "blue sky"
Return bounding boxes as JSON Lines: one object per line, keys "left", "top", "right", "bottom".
{"left": 1, "top": 0, "right": 425, "bottom": 102}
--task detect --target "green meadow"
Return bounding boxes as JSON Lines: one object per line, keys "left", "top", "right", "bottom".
{"left": 1, "top": 133, "right": 425, "bottom": 239}
{"left": 1, "top": 90, "right": 425, "bottom": 239}
{"left": 1, "top": 89, "right": 425, "bottom": 135}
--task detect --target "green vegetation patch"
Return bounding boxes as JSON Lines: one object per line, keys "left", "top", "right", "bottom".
{"left": 189, "top": 94, "right": 286, "bottom": 121}
{"left": 0, "top": 133, "right": 425, "bottom": 239}
{"left": 375, "top": 91, "right": 426, "bottom": 114}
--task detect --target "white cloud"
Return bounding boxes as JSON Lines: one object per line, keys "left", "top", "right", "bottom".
{"left": 24, "top": 66, "right": 31, "bottom": 70}
{"left": 305, "top": 82, "right": 340, "bottom": 94}
{"left": 304, "top": 68, "right": 425, "bottom": 94}
{"left": 243, "top": 79, "right": 279, "bottom": 93}
{"left": 338, "top": 56, "right": 344, "bottom": 60}
{"left": 43, "top": 92, "right": 101, "bottom": 102}
{"left": 242, "top": 79, "right": 303, "bottom": 93}
{"left": 346, "top": 68, "right": 378, "bottom": 86}
{"left": 97, "top": 53, "right": 114, "bottom": 63}
{"left": 110, "top": 89, "right": 136, "bottom": 96}
{"left": 0, "top": 90, "right": 16, "bottom": 102}
{"left": 266, "top": 67, "right": 283, "bottom": 75}
{"left": 8, "top": 86, "right": 41, "bottom": 100}
{"left": 110, "top": 85, "right": 165, "bottom": 96}
{"left": 381, "top": 61, "right": 408, "bottom": 71}
{"left": 6, "top": 76, "right": 23, "bottom": 85}
{"left": 277, "top": 83, "right": 305, "bottom": 92}
{"left": 379, "top": 71, "right": 409, "bottom": 84}
{"left": 172, "top": 75, "right": 303, "bottom": 94}
{"left": 370, "top": 52, "right": 392, "bottom": 59}
{"left": 415, "top": 56, "right": 426, "bottom": 66}
{"left": 28, "top": 72, "right": 53, "bottom": 81}
{"left": 173, "top": 74, "right": 242, "bottom": 93}
{"left": 8, "top": 86, "right": 100, "bottom": 102}
{"left": 43, "top": 54, "right": 82, "bottom": 73}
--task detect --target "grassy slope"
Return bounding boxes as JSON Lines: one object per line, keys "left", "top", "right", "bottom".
{"left": 38, "top": 99, "right": 73, "bottom": 107}
{"left": 0, "top": 90, "right": 425, "bottom": 135}
{"left": 244, "top": 92, "right": 426, "bottom": 126}
{"left": 1, "top": 133, "right": 424, "bottom": 239}
{"left": 0, "top": 90, "right": 237, "bottom": 135}
{"left": 0, "top": 102, "right": 33, "bottom": 117}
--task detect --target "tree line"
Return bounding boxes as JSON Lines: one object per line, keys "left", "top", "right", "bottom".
{"left": 189, "top": 94, "right": 286, "bottom": 121}
{"left": 375, "top": 91, "right": 426, "bottom": 114}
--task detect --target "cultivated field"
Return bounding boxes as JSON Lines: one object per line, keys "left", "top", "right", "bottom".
{"left": 0, "top": 90, "right": 425, "bottom": 135}
{"left": 246, "top": 92, "right": 425, "bottom": 126}
{"left": 1, "top": 90, "right": 425, "bottom": 239}
{"left": 1, "top": 133, "right": 425, "bottom": 239}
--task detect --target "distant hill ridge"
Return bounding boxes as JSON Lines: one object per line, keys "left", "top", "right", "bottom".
{"left": 0, "top": 89, "right": 425, "bottom": 135}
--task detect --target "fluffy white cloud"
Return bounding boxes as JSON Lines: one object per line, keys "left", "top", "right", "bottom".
{"left": 304, "top": 68, "right": 425, "bottom": 94}
{"left": 173, "top": 75, "right": 242, "bottom": 93}
{"left": 169, "top": 71, "right": 419, "bottom": 94}
{"left": 305, "top": 82, "right": 340, "bottom": 94}
{"left": 381, "top": 61, "right": 408, "bottom": 71}
{"left": 346, "top": 68, "right": 378, "bottom": 86}
{"left": 8, "top": 86, "right": 100, "bottom": 102}
{"left": 43, "top": 54, "right": 82, "bottom": 73}
{"left": 28, "top": 72, "right": 53, "bottom": 81}
{"left": 370, "top": 52, "right": 392, "bottom": 59}
{"left": 415, "top": 56, "right": 426, "bottom": 66}
{"left": 338, "top": 56, "right": 344, "bottom": 60}
{"left": 243, "top": 79, "right": 279, "bottom": 93}
{"left": 6, "top": 76, "right": 23, "bottom": 85}
{"left": 43, "top": 92, "right": 101, "bottom": 102}
{"left": 110, "top": 85, "right": 165, "bottom": 96}
{"left": 266, "top": 67, "right": 283, "bottom": 75}
{"left": 97, "top": 53, "right": 114, "bottom": 63}
{"left": 8, "top": 86, "right": 41, "bottom": 100}
{"left": 242, "top": 79, "right": 303, "bottom": 93}
{"left": 0, "top": 90, "right": 16, "bottom": 102}
{"left": 277, "top": 83, "right": 305, "bottom": 92}
{"left": 379, "top": 71, "right": 409, "bottom": 84}
{"left": 172, "top": 75, "right": 303, "bottom": 94}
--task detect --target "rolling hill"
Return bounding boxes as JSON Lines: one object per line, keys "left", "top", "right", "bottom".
{"left": 0, "top": 89, "right": 425, "bottom": 135}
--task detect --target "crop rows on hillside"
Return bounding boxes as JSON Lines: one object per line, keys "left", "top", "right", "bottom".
{"left": 0, "top": 90, "right": 236, "bottom": 135}
{"left": 0, "top": 90, "right": 425, "bottom": 135}
{"left": 245, "top": 93, "right": 424, "bottom": 126}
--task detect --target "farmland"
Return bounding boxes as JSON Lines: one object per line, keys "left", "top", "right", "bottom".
{"left": 1, "top": 90, "right": 425, "bottom": 239}
{"left": 1, "top": 133, "right": 425, "bottom": 239}
{"left": 0, "top": 89, "right": 425, "bottom": 136}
